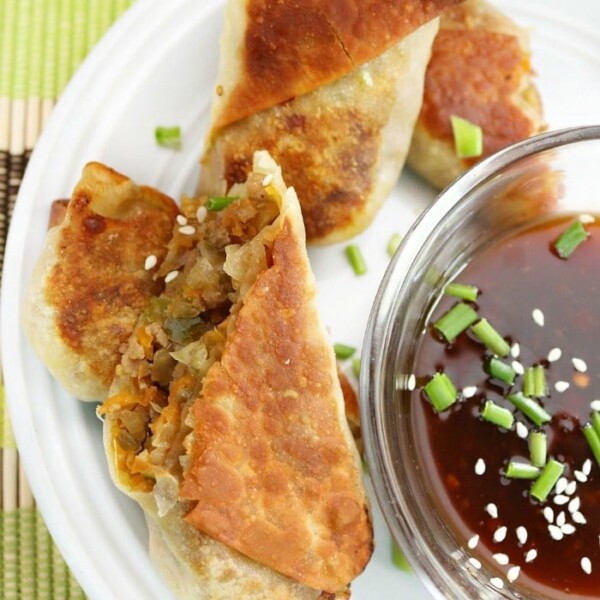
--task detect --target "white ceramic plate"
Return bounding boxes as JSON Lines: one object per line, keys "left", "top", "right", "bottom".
{"left": 2, "top": 1, "right": 599, "bottom": 598}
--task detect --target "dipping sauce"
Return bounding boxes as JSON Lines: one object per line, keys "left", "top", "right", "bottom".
{"left": 412, "top": 215, "right": 600, "bottom": 598}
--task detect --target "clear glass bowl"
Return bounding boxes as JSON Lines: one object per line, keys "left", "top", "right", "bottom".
{"left": 361, "top": 125, "right": 600, "bottom": 600}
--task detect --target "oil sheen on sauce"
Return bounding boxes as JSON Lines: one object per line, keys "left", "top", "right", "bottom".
{"left": 412, "top": 215, "right": 600, "bottom": 598}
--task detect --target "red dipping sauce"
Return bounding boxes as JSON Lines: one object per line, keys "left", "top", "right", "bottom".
{"left": 412, "top": 215, "right": 600, "bottom": 598}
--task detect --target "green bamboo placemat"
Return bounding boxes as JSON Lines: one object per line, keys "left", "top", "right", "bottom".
{"left": 0, "top": 1, "right": 135, "bottom": 597}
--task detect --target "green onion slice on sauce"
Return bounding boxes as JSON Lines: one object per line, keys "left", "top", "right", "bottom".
{"left": 345, "top": 244, "right": 367, "bottom": 276}
{"left": 592, "top": 411, "right": 600, "bottom": 438}
{"left": 529, "top": 431, "right": 548, "bottom": 468}
{"left": 530, "top": 459, "right": 565, "bottom": 502}
{"left": 334, "top": 343, "right": 356, "bottom": 360}
{"left": 553, "top": 221, "right": 589, "bottom": 259}
{"left": 507, "top": 392, "right": 552, "bottom": 427}
{"left": 444, "top": 282, "right": 479, "bottom": 302}
{"left": 433, "top": 303, "right": 478, "bottom": 343}
{"left": 523, "top": 365, "right": 547, "bottom": 397}
{"left": 484, "top": 357, "right": 516, "bottom": 385}
{"left": 505, "top": 460, "right": 541, "bottom": 480}
{"left": 450, "top": 115, "right": 483, "bottom": 159}
{"left": 471, "top": 318, "right": 510, "bottom": 357}
{"left": 583, "top": 423, "right": 600, "bottom": 467}
{"left": 206, "top": 196, "right": 239, "bottom": 211}
{"left": 423, "top": 372, "right": 458, "bottom": 412}
{"left": 481, "top": 400, "right": 514, "bottom": 430}
{"left": 155, "top": 125, "right": 182, "bottom": 149}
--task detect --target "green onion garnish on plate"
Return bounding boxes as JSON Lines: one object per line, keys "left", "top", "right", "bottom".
{"left": 155, "top": 125, "right": 182, "bottom": 149}
{"left": 444, "top": 282, "right": 479, "bottom": 302}
{"left": 450, "top": 115, "right": 483, "bottom": 158}
{"left": 484, "top": 356, "right": 515, "bottom": 385}
{"left": 392, "top": 539, "right": 412, "bottom": 572}
{"left": 345, "top": 244, "right": 367, "bottom": 276}
{"left": 529, "top": 431, "right": 548, "bottom": 467}
{"left": 206, "top": 196, "right": 239, "bottom": 211}
{"left": 481, "top": 400, "right": 514, "bottom": 430}
{"left": 471, "top": 318, "right": 510, "bottom": 357}
{"left": 506, "top": 392, "right": 552, "bottom": 427}
{"left": 530, "top": 459, "right": 565, "bottom": 502}
{"left": 334, "top": 343, "right": 356, "bottom": 360}
{"left": 433, "top": 303, "right": 478, "bottom": 343}
{"left": 505, "top": 460, "right": 540, "bottom": 480}
{"left": 387, "top": 233, "right": 402, "bottom": 257}
{"left": 352, "top": 357, "right": 361, "bottom": 379}
{"left": 582, "top": 423, "right": 600, "bottom": 466}
{"left": 423, "top": 372, "right": 458, "bottom": 412}
{"left": 553, "top": 220, "right": 589, "bottom": 259}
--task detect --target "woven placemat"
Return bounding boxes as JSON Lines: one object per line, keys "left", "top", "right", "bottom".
{"left": 0, "top": 1, "right": 134, "bottom": 597}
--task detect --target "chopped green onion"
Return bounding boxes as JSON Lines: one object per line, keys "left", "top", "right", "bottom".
{"left": 484, "top": 357, "right": 515, "bottom": 385}
{"left": 423, "top": 372, "right": 458, "bottom": 412}
{"left": 523, "top": 365, "right": 547, "bottom": 397}
{"left": 392, "top": 540, "right": 412, "bottom": 572}
{"left": 505, "top": 460, "right": 540, "bottom": 480}
{"left": 553, "top": 221, "right": 589, "bottom": 259}
{"left": 444, "top": 282, "right": 479, "bottom": 302}
{"left": 155, "top": 125, "right": 182, "bottom": 149}
{"left": 450, "top": 115, "right": 483, "bottom": 158}
{"left": 592, "top": 411, "right": 600, "bottom": 438}
{"left": 506, "top": 392, "right": 552, "bottom": 427}
{"left": 206, "top": 196, "right": 239, "bottom": 211}
{"left": 530, "top": 459, "right": 565, "bottom": 502}
{"left": 334, "top": 343, "right": 356, "bottom": 360}
{"left": 583, "top": 423, "right": 600, "bottom": 467}
{"left": 471, "top": 318, "right": 510, "bottom": 357}
{"left": 481, "top": 400, "right": 514, "bottom": 430}
{"left": 387, "top": 233, "right": 402, "bottom": 257}
{"left": 529, "top": 431, "right": 548, "bottom": 467}
{"left": 352, "top": 357, "right": 361, "bottom": 379}
{"left": 345, "top": 244, "right": 367, "bottom": 276}
{"left": 433, "top": 303, "right": 478, "bottom": 343}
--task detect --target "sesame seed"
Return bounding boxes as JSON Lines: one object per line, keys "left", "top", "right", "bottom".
{"left": 574, "top": 470, "right": 588, "bottom": 484}
{"left": 525, "top": 549, "right": 538, "bottom": 563}
{"left": 543, "top": 507, "right": 555, "bottom": 523}
{"left": 561, "top": 524, "right": 576, "bottom": 535}
{"left": 532, "top": 308, "right": 545, "bottom": 326}
{"left": 468, "top": 557, "right": 482, "bottom": 570}
{"left": 493, "top": 527, "right": 508, "bottom": 543}
{"left": 516, "top": 526, "right": 528, "bottom": 545}
{"left": 486, "top": 503, "right": 499, "bottom": 519}
{"left": 511, "top": 343, "right": 521, "bottom": 358}
{"left": 493, "top": 553, "right": 509, "bottom": 565}
{"left": 582, "top": 459, "right": 592, "bottom": 476}
{"left": 360, "top": 69, "right": 374, "bottom": 87}
{"left": 144, "top": 254, "right": 157, "bottom": 270}
{"left": 555, "top": 381, "right": 570, "bottom": 393}
{"left": 467, "top": 534, "right": 479, "bottom": 550}
{"left": 590, "top": 400, "right": 600, "bottom": 412}
{"left": 579, "top": 213, "right": 595, "bottom": 224}
{"left": 462, "top": 386, "right": 477, "bottom": 399}
{"left": 572, "top": 511, "right": 587, "bottom": 525}
{"left": 164, "top": 270, "right": 179, "bottom": 284}
{"left": 512, "top": 360, "right": 525, "bottom": 376}
{"left": 547, "top": 347, "right": 562, "bottom": 362}
{"left": 407, "top": 374, "right": 416, "bottom": 391}
{"left": 548, "top": 525, "right": 564, "bottom": 540}
{"left": 507, "top": 566, "right": 521, "bottom": 582}
{"left": 555, "top": 477, "right": 568, "bottom": 495}
{"left": 176, "top": 215, "right": 188, "bottom": 226}
{"left": 196, "top": 206, "right": 207, "bottom": 223}
{"left": 581, "top": 557, "right": 592, "bottom": 575}
{"left": 556, "top": 511, "right": 566, "bottom": 527}
{"left": 516, "top": 422, "right": 529, "bottom": 439}
{"left": 475, "top": 458, "right": 486, "bottom": 476}
{"left": 565, "top": 481, "right": 577, "bottom": 496}
{"left": 490, "top": 577, "right": 504, "bottom": 590}
{"left": 262, "top": 173, "right": 274, "bottom": 187}
{"left": 572, "top": 357, "right": 587, "bottom": 372}
{"left": 569, "top": 497, "right": 581, "bottom": 513}
{"left": 554, "top": 494, "right": 569, "bottom": 506}
{"left": 179, "top": 225, "right": 196, "bottom": 235}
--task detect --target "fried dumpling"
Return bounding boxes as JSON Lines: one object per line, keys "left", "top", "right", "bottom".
{"left": 23, "top": 162, "right": 179, "bottom": 401}
{"left": 407, "top": 0, "right": 545, "bottom": 189}
{"left": 100, "top": 151, "right": 372, "bottom": 599}
{"left": 199, "top": 0, "right": 464, "bottom": 244}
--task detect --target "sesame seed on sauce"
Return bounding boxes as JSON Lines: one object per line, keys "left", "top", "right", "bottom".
{"left": 590, "top": 400, "right": 600, "bottom": 412}
{"left": 574, "top": 470, "right": 588, "bottom": 484}
{"left": 565, "top": 481, "right": 577, "bottom": 496}
{"left": 196, "top": 206, "right": 207, "bottom": 223}
{"left": 516, "top": 526, "right": 528, "bottom": 545}
{"left": 512, "top": 360, "right": 524, "bottom": 376}
{"left": 572, "top": 357, "right": 588, "bottom": 372}
{"left": 548, "top": 525, "right": 564, "bottom": 541}
{"left": 572, "top": 511, "right": 587, "bottom": 525}
{"left": 555, "top": 477, "right": 568, "bottom": 495}
{"left": 553, "top": 495, "right": 569, "bottom": 506}
{"left": 493, "top": 527, "right": 508, "bottom": 543}
{"left": 493, "top": 553, "right": 509, "bottom": 565}
{"left": 490, "top": 577, "right": 504, "bottom": 590}
{"left": 468, "top": 534, "right": 479, "bottom": 550}
{"left": 582, "top": 459, "right": 592, "bottom": 476}
{"left": 547, "top": 347, "right": 562, "bottom": 362}
{"left": 525, "top": 549, "right": 538, "bottom": 563}
{"left": 462, "top": 386, "right": 477, "bottom": 399}
{"left": 561, "top": 524, "right": 576, "bottom": 535}
{"left": 485, "top": 503, "right": 498, "bottom": 519}
{"left": 554, "top": 381, "right": 570, "bottom": 393}
{"left": 543, "top": 507, "right": 555, "bottom": 523}
{"left": 581, "top": 557, "right": 592, "bottom": 575}
{"left": 568, "top": 496, "right": 581, "bottom": 513}
{"left": 507, "top": 565, "right": 521, "bottom": 582}
{"left": 407, "top": 374, "right": 416, "bottom": 391}
{"left": 179, "top": 225, "right": 196, "bottom": 236}
{"left": 176, "top": 215, "right": 188, "bottom": 226}
{"left": 164, "top": 270, "right": 179, "bottom": 284}
{"left": 468, "top": 557, "right": 482, "bottom": 570}
{"left": 144, "top": 255, "right": 157, "bottom": 270}
{"left": 532, "top": 308, "right": 545, "bottom": 327}
{"left": 516, "top": 422, "right": 528, "bottom": 439}
{"left": 474, "top": 458, "right": 486, "bottom": 476}
{"left": 556, "top": 511, "right": 566, "bottom": 527}
{"left": 511, "top": 343, "right": 521, "bottom": 358}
